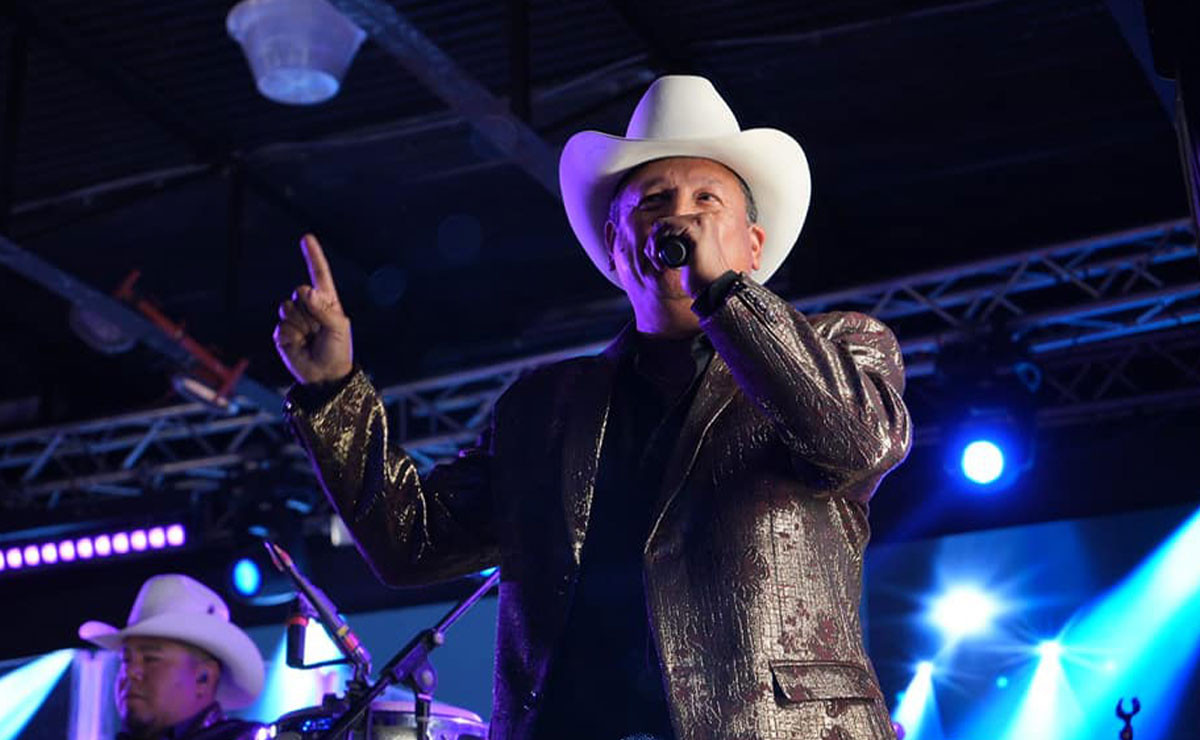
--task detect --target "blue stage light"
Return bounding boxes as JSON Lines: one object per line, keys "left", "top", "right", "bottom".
{"left": 892, "top": 659, "right": 943, "bottom": 740}
{"left": 941, "top": 403, "right": 1034, "bottom": 492}
{"left": 929, "top": 585, "right": 999, "bottom": 640}
{"left": 1036, "top": 640, "right": 1062, "bottom": 660}
{"left": 0, "top": 649, "right": 74, "bottom": 740}
{"left": 245, "top": 634, "right": 349, "bottom": 724}
{"left": 233, "top": 558, "right": 262, "bottom": 596}
{"left": 961, "top": 440, "right": 1005, "bottom": 484}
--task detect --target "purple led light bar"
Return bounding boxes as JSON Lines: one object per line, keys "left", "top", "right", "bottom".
{"left": 0, "top": 523, "right": 187, "bottom": 576}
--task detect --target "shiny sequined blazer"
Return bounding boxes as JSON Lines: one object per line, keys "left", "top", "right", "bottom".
{"left": 287, "top": 277, "right": 911, "bottom": 740}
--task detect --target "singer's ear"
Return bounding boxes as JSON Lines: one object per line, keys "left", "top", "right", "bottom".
{"left": 747, "top": 223, "right": 766, "bottom": 271}
{"left": 603, "top": 220, "right": 618, "bottom": 272}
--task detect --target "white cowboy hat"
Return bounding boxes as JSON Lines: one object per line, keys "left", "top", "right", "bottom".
{"left": 559, "top": 75, "right": 811, "bottom": 288}
{"left": 78, "top": 574, "right": 265, "bottom": 710}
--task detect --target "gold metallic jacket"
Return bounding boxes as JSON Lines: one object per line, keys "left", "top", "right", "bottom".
{"left": 287, "top": 277, "right": 911, "bottom": 740}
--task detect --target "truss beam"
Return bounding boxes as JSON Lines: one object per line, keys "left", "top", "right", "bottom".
{"left": 3, "top": 221, "right": 1197, "bottom": 505}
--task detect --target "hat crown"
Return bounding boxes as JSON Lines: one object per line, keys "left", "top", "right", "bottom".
{"left": 128, "top": 574, "right": 231, "bottom": 628}
{"left": 625, "top": 75, "right": 741, "bottom": 141}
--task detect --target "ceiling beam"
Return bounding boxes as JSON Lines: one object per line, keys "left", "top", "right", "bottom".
{"left": 327, "top": 0, "right": 561, "bottom": 197}
{"left": 0, "top": 232, "right": 283, "bottom": 413}
{"left": 1103, "top": 0, "right": 1175, "bottom": 119}
{"left": 605, "top": 0, "right": 699, "bottom": 76}
{"left": 4, "top": 1, "right": 333, "bottom": 238}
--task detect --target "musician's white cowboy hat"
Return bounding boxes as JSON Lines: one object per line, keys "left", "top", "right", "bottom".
{"left": 559, "top": 75, "right": 811, "bottom": 287}
{"left": 79, "top": 573, "right": 265, "bottom": 709}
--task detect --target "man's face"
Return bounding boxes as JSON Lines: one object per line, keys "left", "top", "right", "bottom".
{"left": 117, "top": 637, "right": 217, "bottom": 737}
{"left": 604, "top": 156, "right": 763, "bottom": 305}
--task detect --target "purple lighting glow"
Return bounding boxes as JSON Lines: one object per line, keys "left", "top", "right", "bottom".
{"left": 1, "top": 523, "right": 188, "bottom": 577}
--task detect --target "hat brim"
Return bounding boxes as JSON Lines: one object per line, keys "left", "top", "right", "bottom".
{"left": 559, "top": 127, "right": 811, "bottom": 287}
{"left": 79, "top": 615, "right": 264, "bottom": 710}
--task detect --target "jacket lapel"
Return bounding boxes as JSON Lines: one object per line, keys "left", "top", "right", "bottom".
{"left": 558, "top": 327, "right": 631, "bottom": 566}
{"left": 647, "top": 353, "right": 738, "bottom": 548}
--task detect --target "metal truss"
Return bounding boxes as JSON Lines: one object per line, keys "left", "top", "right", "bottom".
{"left": 0, "top": 403, "right": 290, "bottom": 506}
{"left": 1033, "top": 325, "right": 1200, "bottom": 427}
{"left": 327, "top": 0, "right": 560, "bottom": 196}
{"left": 2, "top": 220, "right": 1197, "bottom": 505}
{"left": 798, "top": 218, "right": 1200, "bottom": 373}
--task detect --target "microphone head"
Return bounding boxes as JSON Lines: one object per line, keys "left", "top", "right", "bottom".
{"left": 655, "top": 234, "right": 692, "bottom": 268}
{"left": 285, "top": 600, "right": 308, "bottom": 669}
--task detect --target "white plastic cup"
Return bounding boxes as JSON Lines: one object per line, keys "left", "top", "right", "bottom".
{"left": 227, "top": 0, "right": 367, "bottom": 105}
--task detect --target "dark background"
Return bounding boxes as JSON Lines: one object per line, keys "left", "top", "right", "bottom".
{"left": 1, "top": 0, "right": 1198, "bottom": 670}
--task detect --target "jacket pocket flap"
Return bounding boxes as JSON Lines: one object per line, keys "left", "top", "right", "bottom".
{"left": 769, "top": 661, "right": 883, "bottom": 703}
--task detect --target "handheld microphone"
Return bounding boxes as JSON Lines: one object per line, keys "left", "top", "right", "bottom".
{"left": 655, "top": 233, "right": 693, "bottom": 268}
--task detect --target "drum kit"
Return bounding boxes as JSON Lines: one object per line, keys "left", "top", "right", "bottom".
{"left": 273, "top": 698, "right": 487, "bottom": 740}
{"left": 262, "top": 541, "right": 497, "bottom": 740}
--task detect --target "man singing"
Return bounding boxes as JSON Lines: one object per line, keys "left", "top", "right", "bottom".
{"left": 276, "top": 75, "right": 910, "bottom": 740}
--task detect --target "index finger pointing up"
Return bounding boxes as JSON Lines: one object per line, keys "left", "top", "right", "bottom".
{"left": 300, "top": 233, "right": 338, "bottom": 296}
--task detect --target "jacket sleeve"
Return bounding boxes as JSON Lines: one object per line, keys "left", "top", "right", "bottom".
{"left": 285, "top": 368, "right": 499, "bottom": 586}
{"left": 699, "top": 275, "right": 911, "bottom": 496}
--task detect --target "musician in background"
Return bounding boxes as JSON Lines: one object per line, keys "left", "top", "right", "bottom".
{"left": 79, "top": 574, "right": 266, "bottom": 740}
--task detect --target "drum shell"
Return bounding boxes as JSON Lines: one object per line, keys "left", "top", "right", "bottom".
{"left": 273, "top": 700, "right": 488, "bottom": 740}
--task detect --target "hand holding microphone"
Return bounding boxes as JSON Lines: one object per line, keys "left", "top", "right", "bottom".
{"left": 648, "top": 213, "right": 755, "bottom": 300}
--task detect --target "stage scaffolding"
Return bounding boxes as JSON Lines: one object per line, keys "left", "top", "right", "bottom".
{"left": 2, "top": 219, "right": 1198, "bottom": 508}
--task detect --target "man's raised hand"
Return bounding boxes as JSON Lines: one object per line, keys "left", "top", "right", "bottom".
{"left": 273, "top": 234, "right": 354, "bottom": 385}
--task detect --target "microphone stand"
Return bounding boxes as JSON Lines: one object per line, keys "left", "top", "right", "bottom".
{"left": 262, "top": 541, "right": 372, "bottom": 686}
{"left": 317, "top": 569, "right": 501, "bottom": 740}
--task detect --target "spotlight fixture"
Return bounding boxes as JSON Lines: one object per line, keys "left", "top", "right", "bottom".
{"left": 943, "top": 404, "right": 1035, "bottom": 492}
{"left": 226, "top": 539, "right": 303, "bottom": 607}
{"left": 232, "top": 557, "right": 264, "bottom": 597}
{"left": 935, "top": 338, "right": 1039, "bottom": 492}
